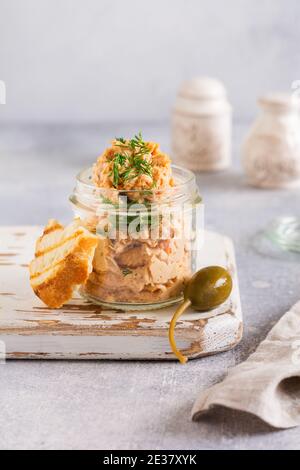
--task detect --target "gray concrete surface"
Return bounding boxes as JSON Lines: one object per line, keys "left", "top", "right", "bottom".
{"left": 0, "top": 123, "right": 300, "bottom": 449}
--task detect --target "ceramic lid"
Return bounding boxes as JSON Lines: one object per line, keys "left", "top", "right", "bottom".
{"left": 174, "top": 77, "right": 231, "bottom": 116}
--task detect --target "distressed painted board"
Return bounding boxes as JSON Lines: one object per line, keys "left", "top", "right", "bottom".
{"left": 0, "top": 226, "right": 242, "bottom": 360}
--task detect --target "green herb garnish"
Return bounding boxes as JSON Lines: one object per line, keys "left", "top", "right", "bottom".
{"left": 110, "top": 132, "right": 154, "bottom": 188}
{"left": 122, "top": 268, "right": 132, "bottom": 276}
{"left": 111, "top": 153, "right": 127, "bottom": 187}
{"left": 115, "top": 136, "right": 126, "bottom": 144}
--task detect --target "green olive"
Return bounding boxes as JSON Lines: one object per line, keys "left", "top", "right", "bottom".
{"left": 169, "top": 266, "right": 233, "bottom": 364}
{"left": 184, "top": 266, "right": 233, "bottom": 311}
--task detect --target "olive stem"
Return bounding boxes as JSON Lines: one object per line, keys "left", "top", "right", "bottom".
{"left": 168, "top": 299, "right": 192, "bottom": 364}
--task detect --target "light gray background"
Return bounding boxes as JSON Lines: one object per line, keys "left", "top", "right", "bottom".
{"left": 0, "top": 0, "right": 299, "bottom": 123}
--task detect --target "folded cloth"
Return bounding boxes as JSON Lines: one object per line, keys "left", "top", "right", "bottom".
{"left": 192, "top": 301, "right": 300, "bottom": 428}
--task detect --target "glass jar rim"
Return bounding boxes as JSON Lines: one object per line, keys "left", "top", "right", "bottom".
{"left": 70, "top": 164, "right": 201, "bottom": 214}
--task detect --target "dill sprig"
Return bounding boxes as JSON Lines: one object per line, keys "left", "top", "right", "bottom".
{"left": 111, "top": 153, "right": 127, "bottom": 186}
{"left": 115, "top": 136, "right": 126, "bottom": 144}
{"left": 128, "top": 132, "right": 149, "bottom": 153}
{"left": 110, "top": 132, "right": 154, "bottom": 188}
{"left": 123, "top": 155, "right": 153, "bottom": 181}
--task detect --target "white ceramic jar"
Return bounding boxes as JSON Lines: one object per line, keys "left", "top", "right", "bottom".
{"left": 171, "top": 77, "right": 232, "bottom": 172}
{"left": 243, "top": 93, "right": 300, "bottom": 189}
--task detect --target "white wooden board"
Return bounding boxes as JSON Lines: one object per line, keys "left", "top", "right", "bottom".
{"left": 0, "top": 227, "right": 242, "bottom": 360}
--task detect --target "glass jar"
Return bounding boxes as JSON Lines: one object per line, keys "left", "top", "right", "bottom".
{"left": 70, "top": 165, "right": 202, "bottom": 310}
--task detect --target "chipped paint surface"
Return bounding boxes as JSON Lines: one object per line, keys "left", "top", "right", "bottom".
{"left": 0, "top": 226, "right": 242, "bottom": 359}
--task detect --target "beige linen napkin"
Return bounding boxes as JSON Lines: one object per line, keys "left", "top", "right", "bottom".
{"left": 192, "top": 301, "right": 300, "bottom": 428}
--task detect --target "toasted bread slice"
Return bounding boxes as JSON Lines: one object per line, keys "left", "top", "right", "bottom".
{"left": 30, "top": 218, "right": 98, "bottom": 308}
